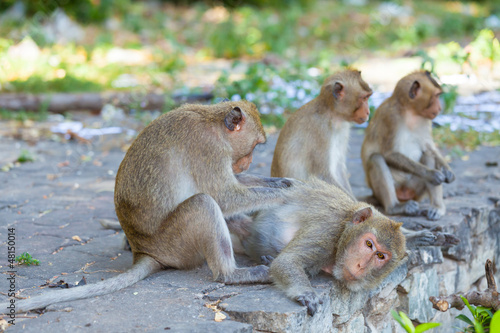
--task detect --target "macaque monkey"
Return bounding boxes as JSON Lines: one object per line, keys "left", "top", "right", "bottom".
{"left": 361, "top": 71, "right": 455, "bottom": 220}
{"left": 1, "top": 101, "right": 295, "bottom": 313}
{"left": 239, "top": 178, "right": 407, "bottom": 316}
{"left": 271, "top": 69, "right": 373, "bottom": 198}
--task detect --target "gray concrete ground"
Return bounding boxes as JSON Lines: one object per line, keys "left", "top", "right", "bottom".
{"left": 0, "top": 119, "right": 499, "bottom": 332}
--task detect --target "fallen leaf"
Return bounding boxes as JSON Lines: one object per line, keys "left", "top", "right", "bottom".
{"left": 214, "top": 312, "right": 226, "bottom": 322}
{"left": 39, "top": 209, "right": 52, "bottom": 217}
{"left": 46, "top": 173, "right": 59, "bottom": 180}
{"left": 58, "top": 161, "right": 70, "bottom": 168}
{"left": 0, "top": 318, "right": 9, "bottom": 331}
{"left": 72, "top": 235, "right": 82, "bottom": 242}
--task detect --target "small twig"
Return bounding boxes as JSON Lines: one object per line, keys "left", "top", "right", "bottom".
{"left": 429, "top": 259, "right": 500, "bottom": 312}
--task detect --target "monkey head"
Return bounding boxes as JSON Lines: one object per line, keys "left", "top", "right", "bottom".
{"left": 333, "top": 206, "right": 406, "bottom": 292}
{"left": 396, "top": 70, "right": 443, "bottom": 120}
{"left": 320, "top": 69, "right": 373, "bottom": 124}
{"left": 221, "top": 101, "right": 266, "bottom": 174}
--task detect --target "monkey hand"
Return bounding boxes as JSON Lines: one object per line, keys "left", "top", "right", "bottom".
{"left": 441, "top": 167, "right": 455, "bottom": 184}
{"left": 296, "top": 291, "right": 323, "bottom": 316}
{"left": 260, "top": 255, "right": 275, "bottom": 266}
{"left": 266, "top": 177, "right": 303, "bottom": 188}
{"left": 425, "top": 169, "right": 445, "bottom": 185}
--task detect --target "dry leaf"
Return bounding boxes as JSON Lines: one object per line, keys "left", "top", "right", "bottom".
{"left": 72, "top": 235, "right": 82, "bottom": 242}
{"left": 0, "top": 318, "right": 9, "bottom": 331}
{"left": 214, "top": 312, "right": 226, "bottom": 322}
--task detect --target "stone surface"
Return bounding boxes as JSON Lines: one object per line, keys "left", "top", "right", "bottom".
{"left": 0, "top": 121, "right": 499, "bottom": 332}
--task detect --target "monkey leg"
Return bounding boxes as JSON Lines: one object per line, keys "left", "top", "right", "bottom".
{"left": 367, "top": 154, "right": 420, "bottom": 216}
{"left": 420, "top": 152, "right": 446, "bottom": 220}
{"left": 148, "top": 193, "right": 270, "bottom": 284}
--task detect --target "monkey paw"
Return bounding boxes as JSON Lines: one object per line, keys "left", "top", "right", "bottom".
{"left": 441, "top": 168, "right": 455, "bottom": 184}
{"left": 260, "top": 255, "right": 275, "bottom": 266}
{"left": 408, "top": 229, "right": 437, "bottom": 247}
{"left": 403, "top": 200, "right": 420, "bottom": 215}
{"left": 296, "top": 291, "right": 323, "bottom": 316}
{"left": 427, "top": 169, "right": 445, "bottom": 186}
{"left": 424, "top": 208, "right": 443, "bottom": 221}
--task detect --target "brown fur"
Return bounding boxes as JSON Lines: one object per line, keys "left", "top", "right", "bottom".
{"left": 4, "top": 101, "right": 297, "bottom": 314}
{"left": 240, "top": 178, "right": 406, "bottom": 316}
{"left": 361, "top": 70, "right": 455, "bottom": 220}
{"left": 271, "top": 69, "right": 372, "bottom": 197}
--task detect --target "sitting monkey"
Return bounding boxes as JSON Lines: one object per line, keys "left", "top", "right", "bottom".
{"left": 361, "top": 70, "right": 455, "bottom": 220}
{"left": 1, "top": 101, "right": 296, "bottom": 314}
{"left": 271, "top": 68, "right": 372, "bottom": 198}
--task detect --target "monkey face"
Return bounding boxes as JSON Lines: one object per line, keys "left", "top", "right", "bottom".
{"left": 334, "top": 232, "right": 392, "bottom": 291}
{"left": 224, "top": 105, "right": 266, "bottom": 174}
{"left": 350, "top": 92, "right": 372, "bottom": 124}
{"left": 420, "top": 90, "right": 442, "bottom": 120}
{"left": 232, "top": 151, "right": 254, "bottom": 173}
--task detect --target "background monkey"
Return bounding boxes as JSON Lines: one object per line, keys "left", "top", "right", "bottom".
{"left": 361, "top": 70, "right": 455, "bottom": 220}
{"left": 1, "top": 101, "right": 295, "bottom": 313}
{"left": 271, "top": 69, "right": 373, "bottom": 198}
{"left": 238, "top": 178, "right": 407, "bottom": 316}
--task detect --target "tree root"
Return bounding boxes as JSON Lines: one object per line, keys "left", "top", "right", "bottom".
{"left": 429, "top": 259, "right": 500, "bottom": 312}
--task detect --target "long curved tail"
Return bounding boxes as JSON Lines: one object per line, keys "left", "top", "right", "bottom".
{"left": 1, "top": 256, "right": 161, "bottom": 313}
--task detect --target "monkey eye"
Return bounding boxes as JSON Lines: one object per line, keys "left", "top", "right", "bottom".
{"left": 366, "top": 240, "right": 372, "bottom": 248}
{"left": 377, "top": 253, "right": 385, "bottom": 260}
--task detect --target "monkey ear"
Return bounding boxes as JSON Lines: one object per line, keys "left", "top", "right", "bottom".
{"left": 409, "top": 81, "right": 421, "bottom": 99}
{"left": 332, "top": 82, "right": 345, "bottom": 100}
{"left": 225, "top": 107, "right": 243, "bottom": 131}
{"left": 352, "top": 207, "right": 373, "bottom": 224}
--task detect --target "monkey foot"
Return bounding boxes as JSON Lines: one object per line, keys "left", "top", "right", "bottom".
{"left": 421, "top": 208, "right": 444, "bottom": 221}
{"left": 390, "top": 200, "right": 420, "bottom": 216}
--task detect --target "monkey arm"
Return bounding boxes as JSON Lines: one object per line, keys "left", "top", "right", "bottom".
{"left": 214, "top": 185, "right": 290, "bottom": 217}
{"left": 384, "top": 152, "right": 445, "bottom": 185}
{"left": 235, "top": 173, "right": 295, "bottom": 188}
{"left": 270, "top": 252, "right": 322, "bottom": 316}
{"left": 423, "top": 148, "right": 455, "bottom": 183}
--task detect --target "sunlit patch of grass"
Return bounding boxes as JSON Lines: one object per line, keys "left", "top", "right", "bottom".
{"left": 433, "top": 125, "right": 500, "bottom": 151}
{"left": 0, "top": 108, "right": 48, "bottom": 121}
{"left": 7, "top": 75, "right": 102, "bottom": 93}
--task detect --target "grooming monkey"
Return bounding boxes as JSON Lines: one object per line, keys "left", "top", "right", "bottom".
{"left": 1, "top": 101, "right": 296, "bottom": 313}
{"left": 271, "top": 69, "right": 373, "bottom": 198}
{"left": 361, "top": 71, "right": 455, "bottom": 220}
{"left": 238, "top": 178, "right": 407, "bottom": 316}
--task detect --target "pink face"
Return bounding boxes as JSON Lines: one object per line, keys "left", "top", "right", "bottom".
{"left": 350, "top": 93, "right": 372, "bottom": 124}
{"left": 341, "top": 232, "right": 392, "bottom": 282}
{"left": 232, "top": 151, "right": 253, "bottom": 173}
{"left": 421, "top": 91, "right": 442, "bottom": 120}
{"left": 231, "top": 137, "right": 263, "bottom": 174}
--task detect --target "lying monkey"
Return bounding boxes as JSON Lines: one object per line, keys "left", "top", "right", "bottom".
{"left": 236, "top": 178, "right": 407, "bottom": 316}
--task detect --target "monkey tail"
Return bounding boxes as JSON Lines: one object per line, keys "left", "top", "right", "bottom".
{"left": 1, "top": 256, "right": 161, "bottom": 314}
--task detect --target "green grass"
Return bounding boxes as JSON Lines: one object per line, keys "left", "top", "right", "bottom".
{"left": 433, "top": 125, "right": 500, "bottom": 151}
{"left": 15, "top": 252, "right": 40, "bottom": 266}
